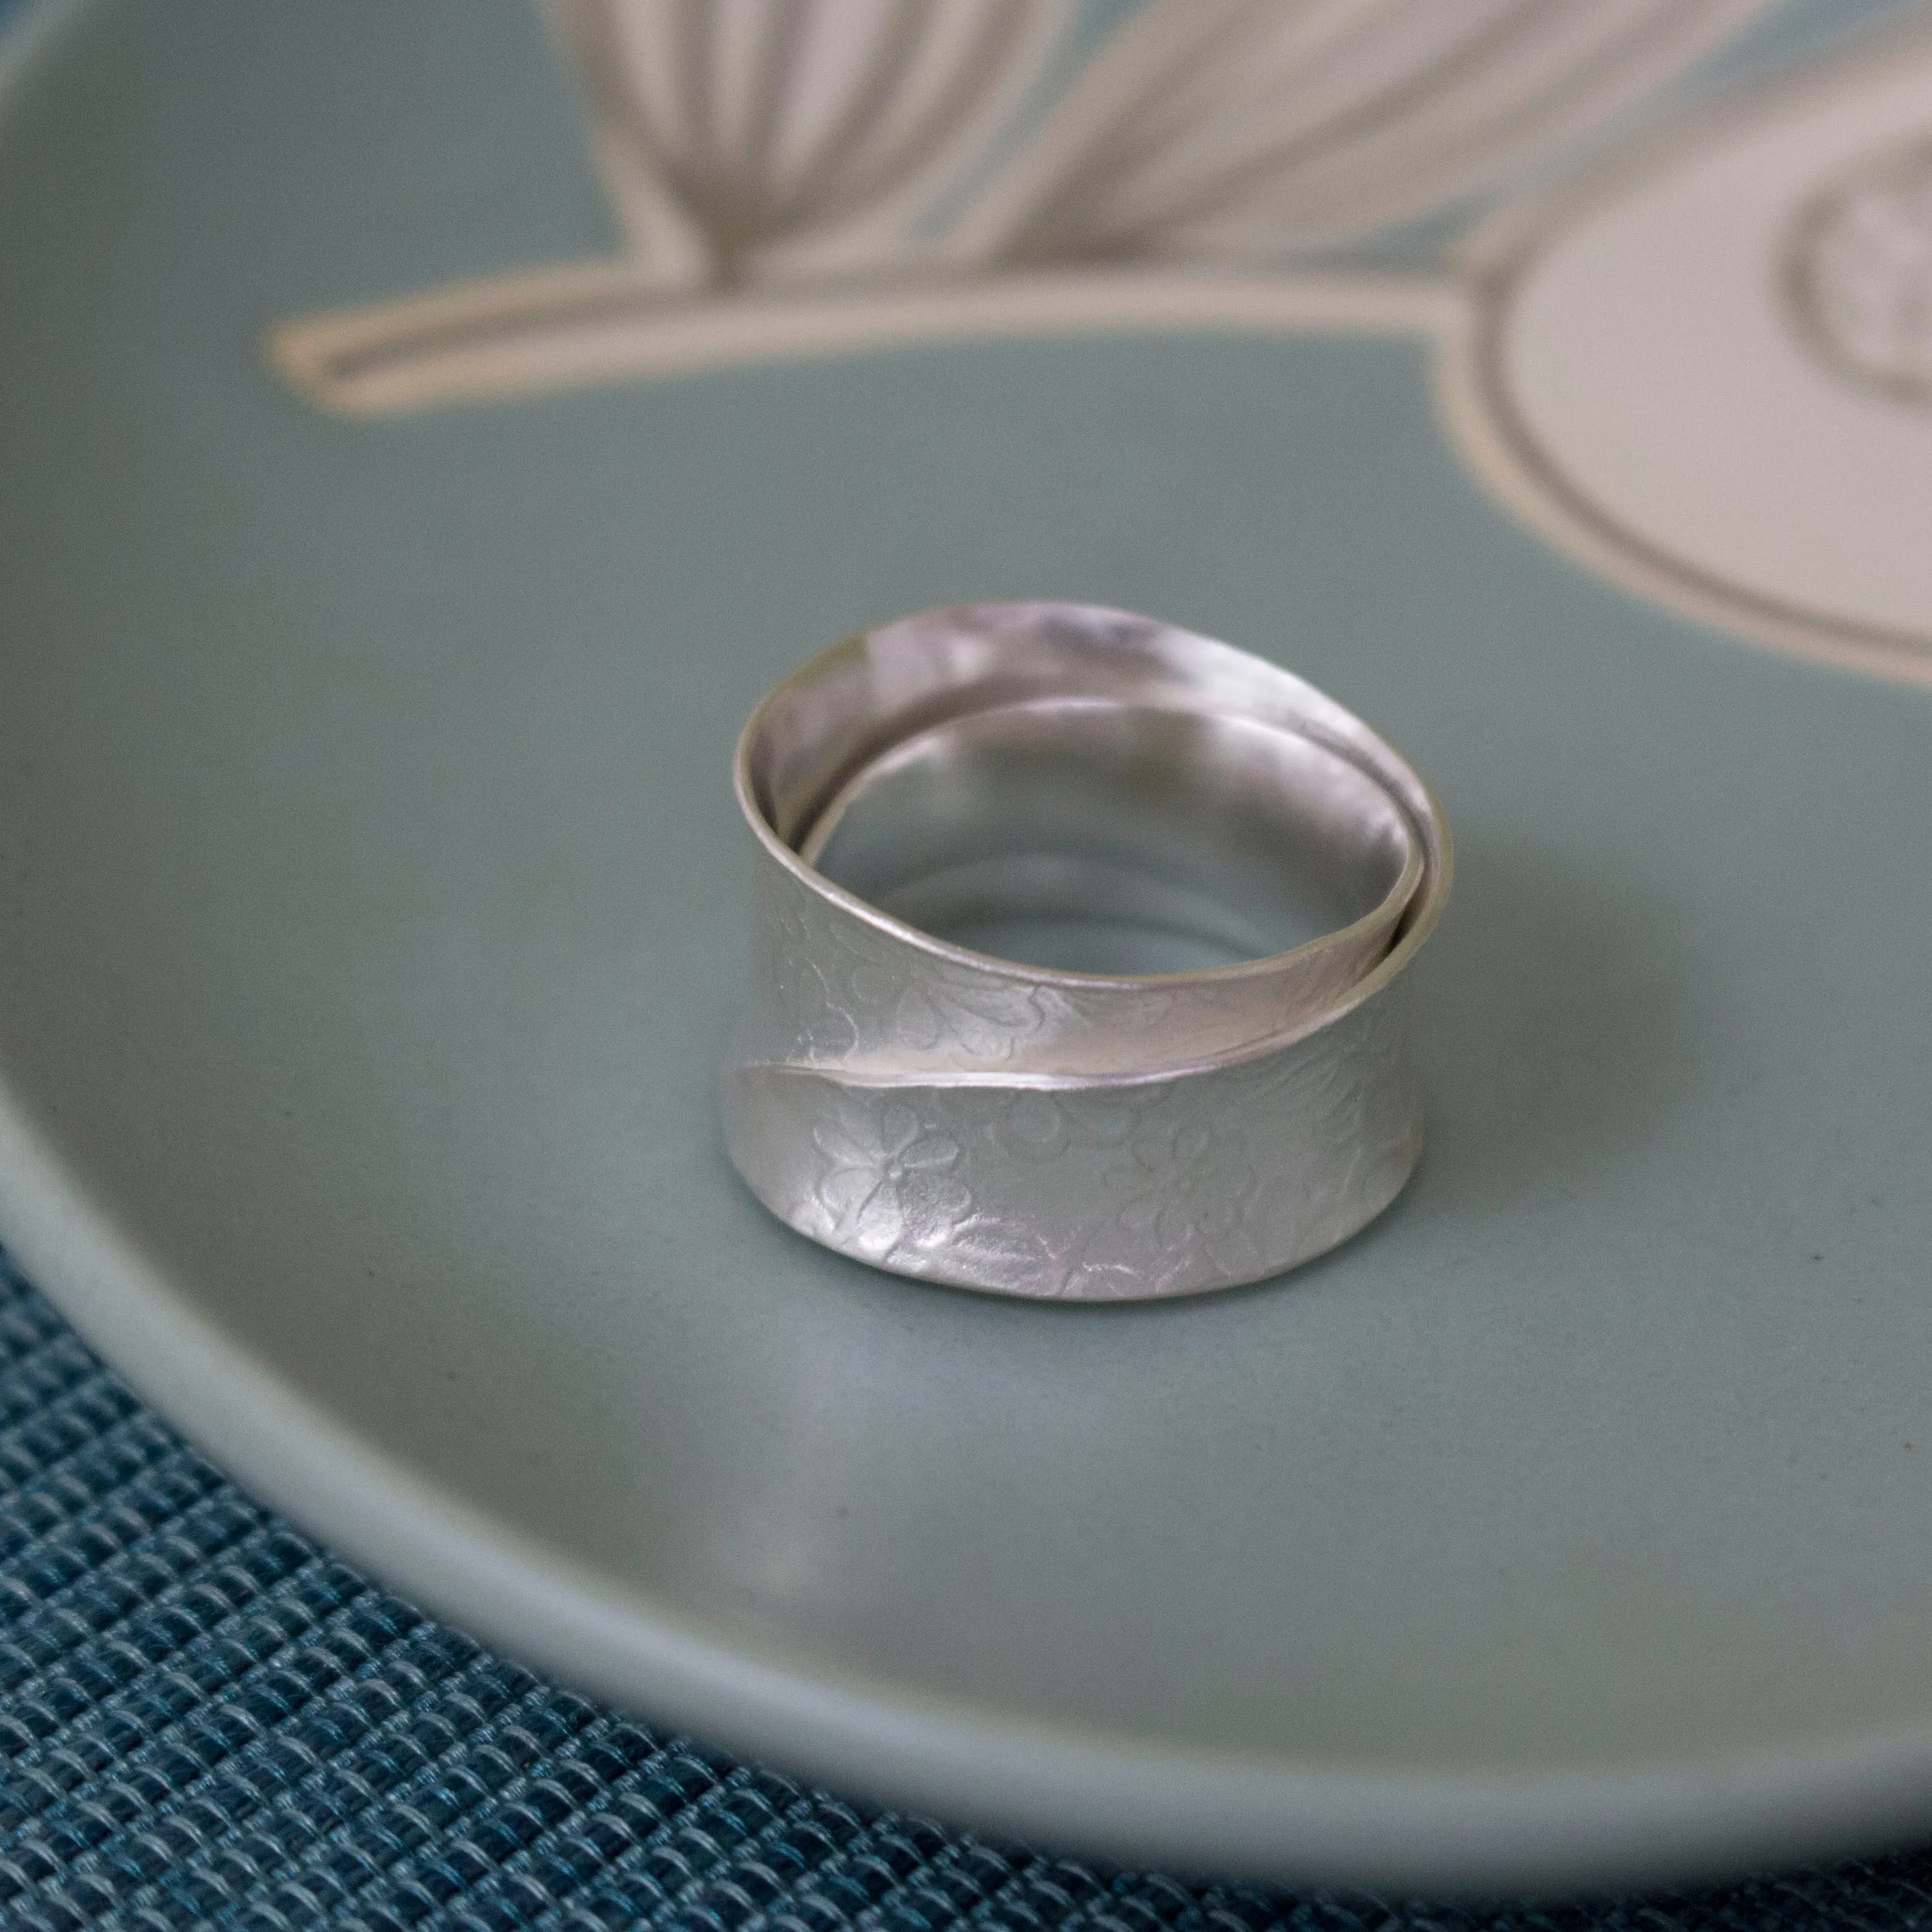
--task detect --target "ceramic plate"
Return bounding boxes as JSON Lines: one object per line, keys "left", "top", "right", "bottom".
{"left": 5, "top": 0, "right": 1932, "bottom": 1893}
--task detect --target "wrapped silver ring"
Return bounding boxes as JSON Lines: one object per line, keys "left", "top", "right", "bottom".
{"left": 722, "top": 602, "right": 1451, "bottom": 1301}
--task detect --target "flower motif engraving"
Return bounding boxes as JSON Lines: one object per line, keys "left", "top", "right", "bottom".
{"left": 732, "top": 954, "right": 1421, "bottom": 1299}
{"left": 854, "top": 957, "right": 1053, "bottom": 1061}
{"left": 986, "top": 1086, "right": 1146, "bottom": 1164}
{"left": 761, "top": 885, "right": 858, "bottom": 1059}
{"left": 762, "top": 868, "right": 1081, "bottom": 1068}
{"left": 811, "top": 1098, "right": 972, "bottom": 1260}
{"left": 1125, "top": 1114, "right": 1269, "bottom": 1284}
{"left": 729, "top": 953, "right": 1423, "bottom": 1300}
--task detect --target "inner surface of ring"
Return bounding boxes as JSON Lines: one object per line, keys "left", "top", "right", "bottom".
{"left": 801, "top": 700, "right": 1414, "bottom": 977}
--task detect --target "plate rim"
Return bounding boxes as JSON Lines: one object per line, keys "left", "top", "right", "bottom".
{"left": 10, "top": 0, "right": 1932, "bottom": 1892}
{"left": 13, "top": 1085, "right": 1932, "bottom": 1894}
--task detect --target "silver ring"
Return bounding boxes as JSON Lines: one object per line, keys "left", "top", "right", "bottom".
{"left": 722, "top": 602, "right": 1451, "bottom": 1301}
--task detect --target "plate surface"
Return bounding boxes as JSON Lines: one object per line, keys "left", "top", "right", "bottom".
{"left": 6, "top": 0, "right": 1932, "bottom": 1894}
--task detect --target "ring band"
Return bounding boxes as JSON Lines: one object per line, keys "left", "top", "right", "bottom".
{"left": 722, "top": 602, "right": 1451, "bottom": 1301}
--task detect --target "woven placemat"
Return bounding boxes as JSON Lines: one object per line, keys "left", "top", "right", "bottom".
{"left": 3, "top": 1254, "right": 1929, "bottom": 1932}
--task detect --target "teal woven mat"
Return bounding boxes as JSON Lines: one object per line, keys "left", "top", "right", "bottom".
{"left": 4, "top": 1256, "right": 1932, "bottom": 1930}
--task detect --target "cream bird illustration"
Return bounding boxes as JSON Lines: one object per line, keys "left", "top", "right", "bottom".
{"left": 270, "top": 0, "right": 1769, "bottom": 416}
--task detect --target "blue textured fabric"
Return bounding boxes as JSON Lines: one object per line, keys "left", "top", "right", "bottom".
{"left": 3, "top": 1254, "right": 1932, "bottom": 1931}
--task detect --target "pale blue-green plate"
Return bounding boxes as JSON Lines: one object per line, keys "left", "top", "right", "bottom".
{"left": 4, "top": 0, "right": 1932, "bottom": 1894}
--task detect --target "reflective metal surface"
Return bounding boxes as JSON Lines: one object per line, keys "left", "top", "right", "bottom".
{"left": 723, "top": 602, "right": 1451, "bottom": 1299}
